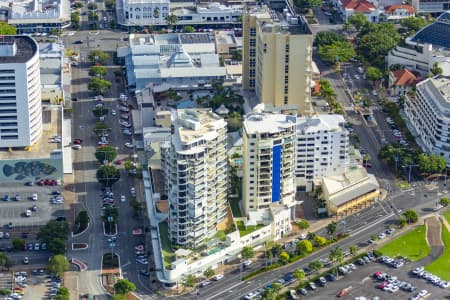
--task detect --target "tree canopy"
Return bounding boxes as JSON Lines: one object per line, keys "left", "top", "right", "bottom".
{"left": 114, "top": 279, "right": 136, "bottom": 295}
{"left": 89, "top": 65, "right": 107, "bottom": 77}
{"left": 418, "top": 153, "right": 446, "bottom": 174}
{"left": 88, "top": 77, "right": 112, "bottom": 95}
{"left": 241, "top": 246, "right": 255, "bottom": 259}
{"left": 88, "top": 50, "right": 110, "bottom": 64}
{"left": 92, "top": 107, "right": 109, "bottom": 118}
{"left": 326, "top": 221, "right": 337, "bottom": 237}
{"left": 294, "top": 0, "right": 322, "bottom": 8}
{"left": 0, "top": 23, "right": 17, "bottom": 35}
{"left": 296, "top": 239, "right": 313, "bottom": 254}
{"left": 314, "top": 31, "right": 347, "bottom": 47}
{"left": 38, "top": 220, "right": 69, "bottom": 254}
{"left": 402, "top": 209, "right": 418, "bottom": 224}
{"left": 347, "top": 13, "right": 368, "bottom": 31}
{"left": 357, "top": 22, "right": 401, "bottom": 69}
{"left": 329, "top": 246, "right": 344, "bottom": 265}
{"left": 183, "top": 26, "right": 195, "bottom": 33}
{"left": 95, "top": 146, "right": 117, "bottom": 164}
{"left": 365, "top": 66, "right": 383, "bottom": 82}
{"left": 430, "top": 62, "right": 443, "bottom": 76}
{"left": 309, "top": 260, "right": 323, "bottom": 271}
{"left": 48, "top": 255, "right": 70, "bottom": 277}
{"left": 318, "top": 41, "right": 356, "bottom": 64}
{"left": 182, "top": 274, "right": 196, "bottom": 288}
{"left": 400, "top": 17, "right": 429, "bottom": 33}
{"left": 96, "top": 165, "right": 120, "bottom": 187}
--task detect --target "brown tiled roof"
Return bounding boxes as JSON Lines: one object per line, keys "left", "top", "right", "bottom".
{"left": 392, "top": 68, "right": 418, "bottom": 86}
{"left": 341, "top": 0, "right": 375, "bottom": 12}
{"left": 385, "top": 4, "right": 415, "bottom": 14}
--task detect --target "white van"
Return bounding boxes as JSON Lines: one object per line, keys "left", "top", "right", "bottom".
{"left": 358, "top": 67, "right": 364, "bottom": 74}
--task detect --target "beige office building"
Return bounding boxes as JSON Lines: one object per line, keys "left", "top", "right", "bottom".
{"left": 242, "top": 4, "right": 314, "bottom": 115}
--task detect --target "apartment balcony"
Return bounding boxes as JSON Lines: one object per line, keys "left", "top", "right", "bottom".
{"left": 260, "top": 174, "right": 270, "bottom": 180}
{"left": 258, "top": 179, "right": 271, "bottom": 186}
{"left": 259, "top": 187, "right": 270, "bottom": 192}
{"left": 260, "top": 162, "right": 271, "bottom": 167}
{"left": 259, "top": 155, "right": 271, "bottom": 161}
{"left": 260, "top": 148, "right": 271, "bottom": 155}
{"left": 260, "top": 167, "right": 271, "bottom": 173}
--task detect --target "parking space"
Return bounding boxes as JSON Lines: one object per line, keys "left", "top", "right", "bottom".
{"left": 0, "top": 183, "right": 64, "bottom": 230}
{"left": 298, "top": 256, "right": 449, "bottom": 300}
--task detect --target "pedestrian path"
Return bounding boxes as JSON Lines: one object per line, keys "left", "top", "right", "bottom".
{"left": 425, "top": 215, "right": 442, "bottom": 247}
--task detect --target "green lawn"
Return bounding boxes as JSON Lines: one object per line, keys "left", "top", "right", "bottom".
{"left": 444, "top": 210, "right": 450, "bottom": 224}
{"left": 425, "top": 223, "right": 450, "bottom": 280}
{"left": 236, "top": 220, "right": 265, "bottom": 237}
{"left": 159, "top": 221, "right": 175, "bottom": 269}
{"left": 229, "top": 197, "right": 243, "bottom": 217}
{"left": 378, "top": 225, "right": 430, "bottom": 261}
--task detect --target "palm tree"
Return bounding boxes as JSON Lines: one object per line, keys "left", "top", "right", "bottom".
{"left": 326, "top": 221, "right": 338, "bottom": 238}
{"left": 166, "top": 13, "right": 178, "bottom": 28}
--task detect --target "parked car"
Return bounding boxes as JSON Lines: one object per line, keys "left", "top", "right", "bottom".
{"left": 212, "top": 274, "right": 224, "bottom": 281}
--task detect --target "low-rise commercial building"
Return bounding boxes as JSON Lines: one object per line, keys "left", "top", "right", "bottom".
{"left": 8, "top": 0, "right": 71, "bottom": 33}
{"left": 332, "top": 0, "right": 380, "bottom": 22}
{"left": 412, "top": 0, "right": 450, "bottom": 13}
{"left": 119, "top": 0, "right": 169, "bottom": 26}
{"left": 322, "top": 168, "right": 380, "bottom": 217}
{"left": 118, "top": 33, "right": 226, "bottom": 90}
{"left": 382, "top": 4, "right": 415, "bottom": 21}
{"left": 404, "top": 75, "right": 450, "bottom": 162}
{"left": 388, "top": 68, "right": 419, "bottom": 96}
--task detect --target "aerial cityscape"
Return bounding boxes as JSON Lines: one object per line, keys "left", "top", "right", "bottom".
{"left": 0, "top": 0, "right": 448, "bottom": 299}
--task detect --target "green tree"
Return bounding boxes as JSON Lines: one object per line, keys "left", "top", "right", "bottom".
{"left": 293, "top": 269, "right": 306, "bottom": 282}
{"left": 400, "top": 16, "right": 428, "bottom": 33}
{"left": 88, "top": 77, "right": 112, "bottom": 95}
{"left": 399, "top": 217, "right": 407, "bottom": 228}
{"left": 92, "top": 107, "right": 109, "bottom": 118}
{"left": 270, "top": 243, "right": 283, "bottom": 258}
{"left": 74, "top": 1, "right": 83, "bottom": 8}
{"left": 357, "top": 22, "right": 400, "bottom": 69}
{"left": 124, "top": 160, "right": 134, "bottom": 170}
{"left": 54, "top": 287, "right": 70, "bottom": 300}
{"left": 231, "top": 49, "right": 242, "bottom": 61}
{"left": 314, "top": 31, "right": 347, "bottom": 47}
{"left": 430, "top": 62, "right": 443, "bottom": 76}
{"left": 296, "top": 219, "right": 310, "bottom": 229}
{"left": 203, "top": 268, "right": 215, "bottom": 278}
{"left": 102, "top": 206, "right": 119, "bottom": 223}
{"left": 182, "top": 274, "right": 196, "bottom": 288}
{"left": 440, "top": 197, "right": 450, "bottom": 207}
{"left": 296, "top": 239, "right": 313, "bottom": 254}
{"left": 328, "top": 246, "right": 344, "bottom": 265}
{"left": 105, "top": 0, "right": 115, "bottom": 9}
{"left": 326, "top": 221, "right": 337, "bottom": 238}
{"left": 166, "top": 14, "right": 178, "bottom": 28}
{"left": 279, "top": 251, "right": 290, "bottom": 264}
{"left": 71, "top": 12, "right": 80, "bottom": 23}
{"left": 96, "top": 165, "right": 120, "bottom": 187}
{"left": 0, "top": 23, "right": 17, "bottom": 34}
{"left": 48, "top": 238, "right": 67, "bottom": 255}
{"left": 88, "top": 50, "right": 110, "bottom": 64}
{"left": 38, "top": 220, "right": 70, "bottom": 253}
{"left": 182, "top": 25, "right": 195, "bottom": 33}
{"left": 48, "top": 255, "right": 70, "bottom": 277}
{"left": 95, "top": 146, "right": 118, "bottom": 164}
{"left": 309, "top": 260, "right": 323, "bottom": 272}
{"left": 241, "top": 246, "right": 255, "bottom": 259}
{"left": 418, "top": 153, "right": 446, "bottom": 174}
{"left": 313, "top": 235, "right": 328, "bottom": 247}
{"left": 347, "top": 13, "right": 368, "bottom": 31}
{"left": 0, "top": 252, "right": 11, "bottom": 271}
{"left": 74, "top": 211, "right": 89, "bottom": 232}
{"left": 365, "top": 66, "right": 383, "bottom": 83}
{"left": 403, "top": 209, "right": 418, "bottom": 224}
{"left": 349, "top": 245, "right": 358, "bottom": 256}
{"left": 114, "top": 279, "right": 136, "bottom": 295}
{"left": 89, "top": 65, "right": 107, "bottom": 77}
{"left": 153, "top": 7, "right": 160, "bottom": 18}
{"left": 318, "top": 41, "right": 356, "bottom": 64}
{"left": 93, "top": 121, "right": 110, "bottom": 136}
{"left": 12, "top": 238, "right": 25, "bottom": 250}
{"left": 111, "top": 295, "right": 126, "bottom": 300}
{"left": 294, "top": 0, "right": 322, "bottom": 9}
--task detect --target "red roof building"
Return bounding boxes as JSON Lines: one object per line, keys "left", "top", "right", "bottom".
{"left": 389, "top": 68, "right": 419, "bottom": 96}
{"left": 384, "top": 4, "right": 415, "bottom": 20}
{"left": 333, "top": 0, "right": 379, "bottom": 22}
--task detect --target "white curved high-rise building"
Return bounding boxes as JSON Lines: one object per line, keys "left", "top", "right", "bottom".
{"left": 0, "top": 36, "right": 41, "bottom": 148}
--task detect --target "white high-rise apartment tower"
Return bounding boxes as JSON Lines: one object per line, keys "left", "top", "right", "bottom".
{"left": 0, "top": 36, "right": 41, "bottom": 148}
{"left": 242, "top": 112, "right": 297, "bottom": 217}
{"left": 160, "top": 109, "right": 228, "bottom": 248}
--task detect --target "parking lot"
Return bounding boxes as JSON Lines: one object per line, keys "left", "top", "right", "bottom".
{"left": 296, "top": 256, "right": 450, "bottom": 300}
{"left": 0, "top": 183, "right": 64, "bottom": 239}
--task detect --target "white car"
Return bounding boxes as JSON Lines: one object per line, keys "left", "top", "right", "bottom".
{"left": 125, "top": 142, "right": 134, "bottom": 149}
{"left": 354, "top": 74, "right": 360, "bottom": 80}
{"left": 378, "top": 233, "right": 386, "bottom": 239}
{"left": 72, "top": 144, "right": 82, "bottom": 150}
{"left": 243, "top": 260, "right": 252, "bottom": 267}
{"left": 25, "top": 209, "right": 31, "bottom": 217}
{"left": 120, "top": 195, "right": 126, "bottom": 202}
{"left": 418, "top": 289, "right": 428, "bottom": 297}
{"left": 130, "top": 187, "right": 136, "bottom": 196}
{"left": 212, "top": 274, "right": 224, "bottom": 281}
{"left": 32, "top": 193, "right": 38, "bottom": 201}
{"left": 111, "top": 109, "right": 117, "bottom": 116}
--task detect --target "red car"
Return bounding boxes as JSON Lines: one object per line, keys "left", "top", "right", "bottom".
{"left": 115, "top": 159, "right": 123, "bottom": 165}
{"left": 373, "top": 271, "right": 382, "bottom": 278}
{"left": 38, "top": 180, "right": 45, "bottom": 186}
{"left": 73, "top": 138, "right": 83, "bottom": 144}
{"left": 337, "top": 289, "right": 348, "bottom": 297}
{"left": 44, "top": 179, "right": 51, "bottom": 185}
{"left": 377, "top": 281, "right": 389, "bottom": 289}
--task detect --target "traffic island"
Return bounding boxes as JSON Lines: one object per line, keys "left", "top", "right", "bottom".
{"left": 103, "top": 222, "right": 117, "bottom": 236}
{"left": 101, "top": 253, "right": 121, "bottom": 294}
{"left": 72, "top": 243, "right": 88, "bottom": 250}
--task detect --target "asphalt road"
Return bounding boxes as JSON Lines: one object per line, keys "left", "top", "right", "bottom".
{"left": 63, "top": 10, "right": 157, "bottom": 298}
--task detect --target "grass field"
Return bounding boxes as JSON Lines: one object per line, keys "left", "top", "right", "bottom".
{"left": 236, "top": 220, "right": 265, "bottom": 237}
{"left": 425, "top": 222, "right": 450, "bottom": 280}
{"left": 444, "top": 210, "right": 450, "bottom": 224}
{"left": 378, "top": 225, "right": 430, "bottom": 261}
{"left": 159, "top": 221, "right": 175, "bottom": 268}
